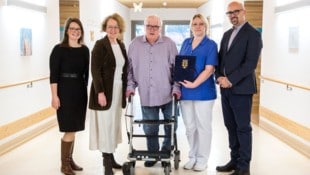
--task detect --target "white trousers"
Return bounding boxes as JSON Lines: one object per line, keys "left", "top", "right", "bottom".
{"left": 180, "top": 100, "right": 214, "bottom": 164}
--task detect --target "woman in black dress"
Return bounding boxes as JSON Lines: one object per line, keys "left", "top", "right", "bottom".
{"left": 49, "top": 18, "right": 89, "bottom": 175}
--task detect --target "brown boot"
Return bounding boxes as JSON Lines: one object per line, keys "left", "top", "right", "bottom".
{"left": 103, "top": 153, "right": 114, "bottom": 175}
{"left": 61, "top": 140, "right": 75, "bottom": 175}
{"left": 69, "top": 140, "right": 83, "bottom": 171}
{"left": 109, "top": 153, "right": 122, "bottom": 169}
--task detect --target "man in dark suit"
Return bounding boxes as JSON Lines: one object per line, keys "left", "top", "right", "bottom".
{"left": 215, "top": 1, "right": 262, "bottom": 175}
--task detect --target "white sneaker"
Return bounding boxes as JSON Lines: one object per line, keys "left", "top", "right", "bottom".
{"left": 193, "top": 162, "right": 207, "bottom": 171}
{"left": 183, "top": 159, "right": 196, "bottom": 170}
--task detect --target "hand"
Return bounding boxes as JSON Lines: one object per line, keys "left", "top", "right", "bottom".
{"left": 172, "top": 91, "right": 181, "bottom": 100}
{"left": 217, "top": 77, "right": 232, "bottom": 88}
{"left": 51, "top": 96, "right": 60, "bottom": 110}
{"left": 126, "top": 90, "right": 135, "bottom": 97}
{"left": 98, "top": 92, "right": 107, "bottom": 107}
{"left": 179, "top": 80, "right": 197, "bottom": 89}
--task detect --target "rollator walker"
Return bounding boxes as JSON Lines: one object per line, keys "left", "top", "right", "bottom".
{"left": 122, "top": 95, "right": 180, "bottom": 175}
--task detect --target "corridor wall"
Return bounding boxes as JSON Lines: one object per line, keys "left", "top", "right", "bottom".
{"left": 0, "top": 0, "right": 60, "bottom": 155}
{"left": 260, "top": 0, "right": 310, "bottom": 157}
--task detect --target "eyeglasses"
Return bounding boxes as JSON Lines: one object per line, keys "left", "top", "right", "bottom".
{"left": 146, "top": 25, "right": 160, "bottom": 30}
{"left": 107, "top": 26, "right": 120, "bottom": 30}
{"left": 226, "top": 9, "right": 243, "bottom": 16}
{"left": 192, "top": 23, "right": 205, "bottom": 27}
{"left": 69, "top": 27, "right": 81, "bottom": 31}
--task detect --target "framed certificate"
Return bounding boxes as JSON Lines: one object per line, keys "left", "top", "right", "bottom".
{"left": 174, "top": 55, "right": 196, "bottom": 82}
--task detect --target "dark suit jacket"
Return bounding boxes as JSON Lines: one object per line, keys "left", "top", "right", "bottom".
{"left": 215, "top": 22, "right": 263, "bottom": 94}
{"left": 89, "top": 36, "right": 128, "bottom": 110}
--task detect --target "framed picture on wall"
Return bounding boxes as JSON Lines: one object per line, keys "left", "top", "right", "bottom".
{"left": 289, "top": 26, "right": 299, "bottom": 49}
{"left": 20, "top": 28, "right": 32, "bottom": 56}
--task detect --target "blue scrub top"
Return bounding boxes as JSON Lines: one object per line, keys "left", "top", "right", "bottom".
{"left": 179, "top": 36, "right": 218, "bottom": 100}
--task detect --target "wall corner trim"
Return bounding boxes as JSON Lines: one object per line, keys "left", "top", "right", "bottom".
{"left": 7, "top": 0, "right": 47, "bottom": 13}
{"left": 275, "top": 0, "right": 310, "bottom": 14}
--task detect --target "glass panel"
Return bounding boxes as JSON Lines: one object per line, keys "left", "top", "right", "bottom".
{"left": 164, "top": 24, "right": 190, "bottom": 52}
{"left": 132, "top": 20, "right": 191, "bottom": 52}
{"left": 135, "top": 24, "right": 145, "bottom": 36}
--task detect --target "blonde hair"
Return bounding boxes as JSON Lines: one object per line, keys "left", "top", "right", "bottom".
{"left": 190, "top": 13, "right": 209, "bottom": 33}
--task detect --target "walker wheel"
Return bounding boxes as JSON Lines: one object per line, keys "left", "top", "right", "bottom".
{"left": 174, "top": 150, "right": 180, "bottom": 169}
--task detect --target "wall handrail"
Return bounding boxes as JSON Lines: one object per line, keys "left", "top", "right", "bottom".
{"left": 0, "top": 77, "right": 49, "bottom": 89}
{"left": 260, "top": 75, "right": 310, "bottom": 91}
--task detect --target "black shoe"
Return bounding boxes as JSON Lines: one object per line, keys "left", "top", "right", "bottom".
{"left": 110, "top": 154, "right": 122, "bottom": 169}
{"left": 144, "top": 161, "right": 158, "bottom": 167}
{"left": 112, "top": 162, "right": 122, "bottom": 169}
{"left": 230, "top": 169, "right": 250, "bottom": 175}
{"left": 161, "top": 146, "right": 172, "bottom": 152}
{"left": 161, "top": 161, "right": 169, "bottom": 167}
{"left": 216, "top": 162, "right": 237, "bottom": 172}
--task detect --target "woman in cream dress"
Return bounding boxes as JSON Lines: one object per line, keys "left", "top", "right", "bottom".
{"left": 88, "top": 13, "right": 128, "bottom": 175}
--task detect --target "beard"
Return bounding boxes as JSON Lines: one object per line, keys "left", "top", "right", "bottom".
{"left": 230, "top": 17, "right": 239, "bottom": 25}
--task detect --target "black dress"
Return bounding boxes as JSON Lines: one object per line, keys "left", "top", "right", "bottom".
{"left": 49, "top": 44, "right": 89, "bottom": 132}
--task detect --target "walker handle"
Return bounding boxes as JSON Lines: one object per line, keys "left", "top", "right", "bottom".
{"left": 172, "top": 94, "right": 177, "bottom": 117}
{"left": 128, "top": 94, "right": 132, "bottom": 103}
{"left": 125, "top": 94, "right": 134, "bottom": 117}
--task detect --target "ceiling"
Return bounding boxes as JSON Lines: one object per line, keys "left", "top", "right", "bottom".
{"left": 60, "top": 0, "right": 262, "bottom": 9}
{"left": 116, "top": 0, "right": 209, "bottom": 8}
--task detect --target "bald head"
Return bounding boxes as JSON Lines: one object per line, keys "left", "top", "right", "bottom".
{"left": 228, "top": 1, "right": 245, "bottom": 10}
{"left": 226, "top": 1, "right": 246, "bottom": 26}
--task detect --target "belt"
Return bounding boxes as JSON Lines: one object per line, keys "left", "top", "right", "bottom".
{"left": 60, "top": 73, "right": 80, "bottom": 78}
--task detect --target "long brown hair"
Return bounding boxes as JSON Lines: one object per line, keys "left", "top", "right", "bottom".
{"left": 60, "top": 17, "right": 85, "bottom": 47}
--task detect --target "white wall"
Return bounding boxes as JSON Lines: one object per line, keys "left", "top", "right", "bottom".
{"left": 261, "top": 0, "right": 310, "bottom": 127}
{"left": 198, "top": 0, "right": 227, "bottom": 45}
{"left": 0, "top": 1, "right": 58, "bottom": 84}
{"left": 79, "top": 0, "right": 130, "bottom": 49}
{"left": 262, "top": 2, "right": 310, "bottom": 86}
{"left": 0, "top": 0, "right": 59, "bottom": 124}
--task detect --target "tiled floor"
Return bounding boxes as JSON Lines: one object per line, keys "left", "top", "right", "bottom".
{"left": 0, "top": 98, "right": 309, "bottom": 175}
